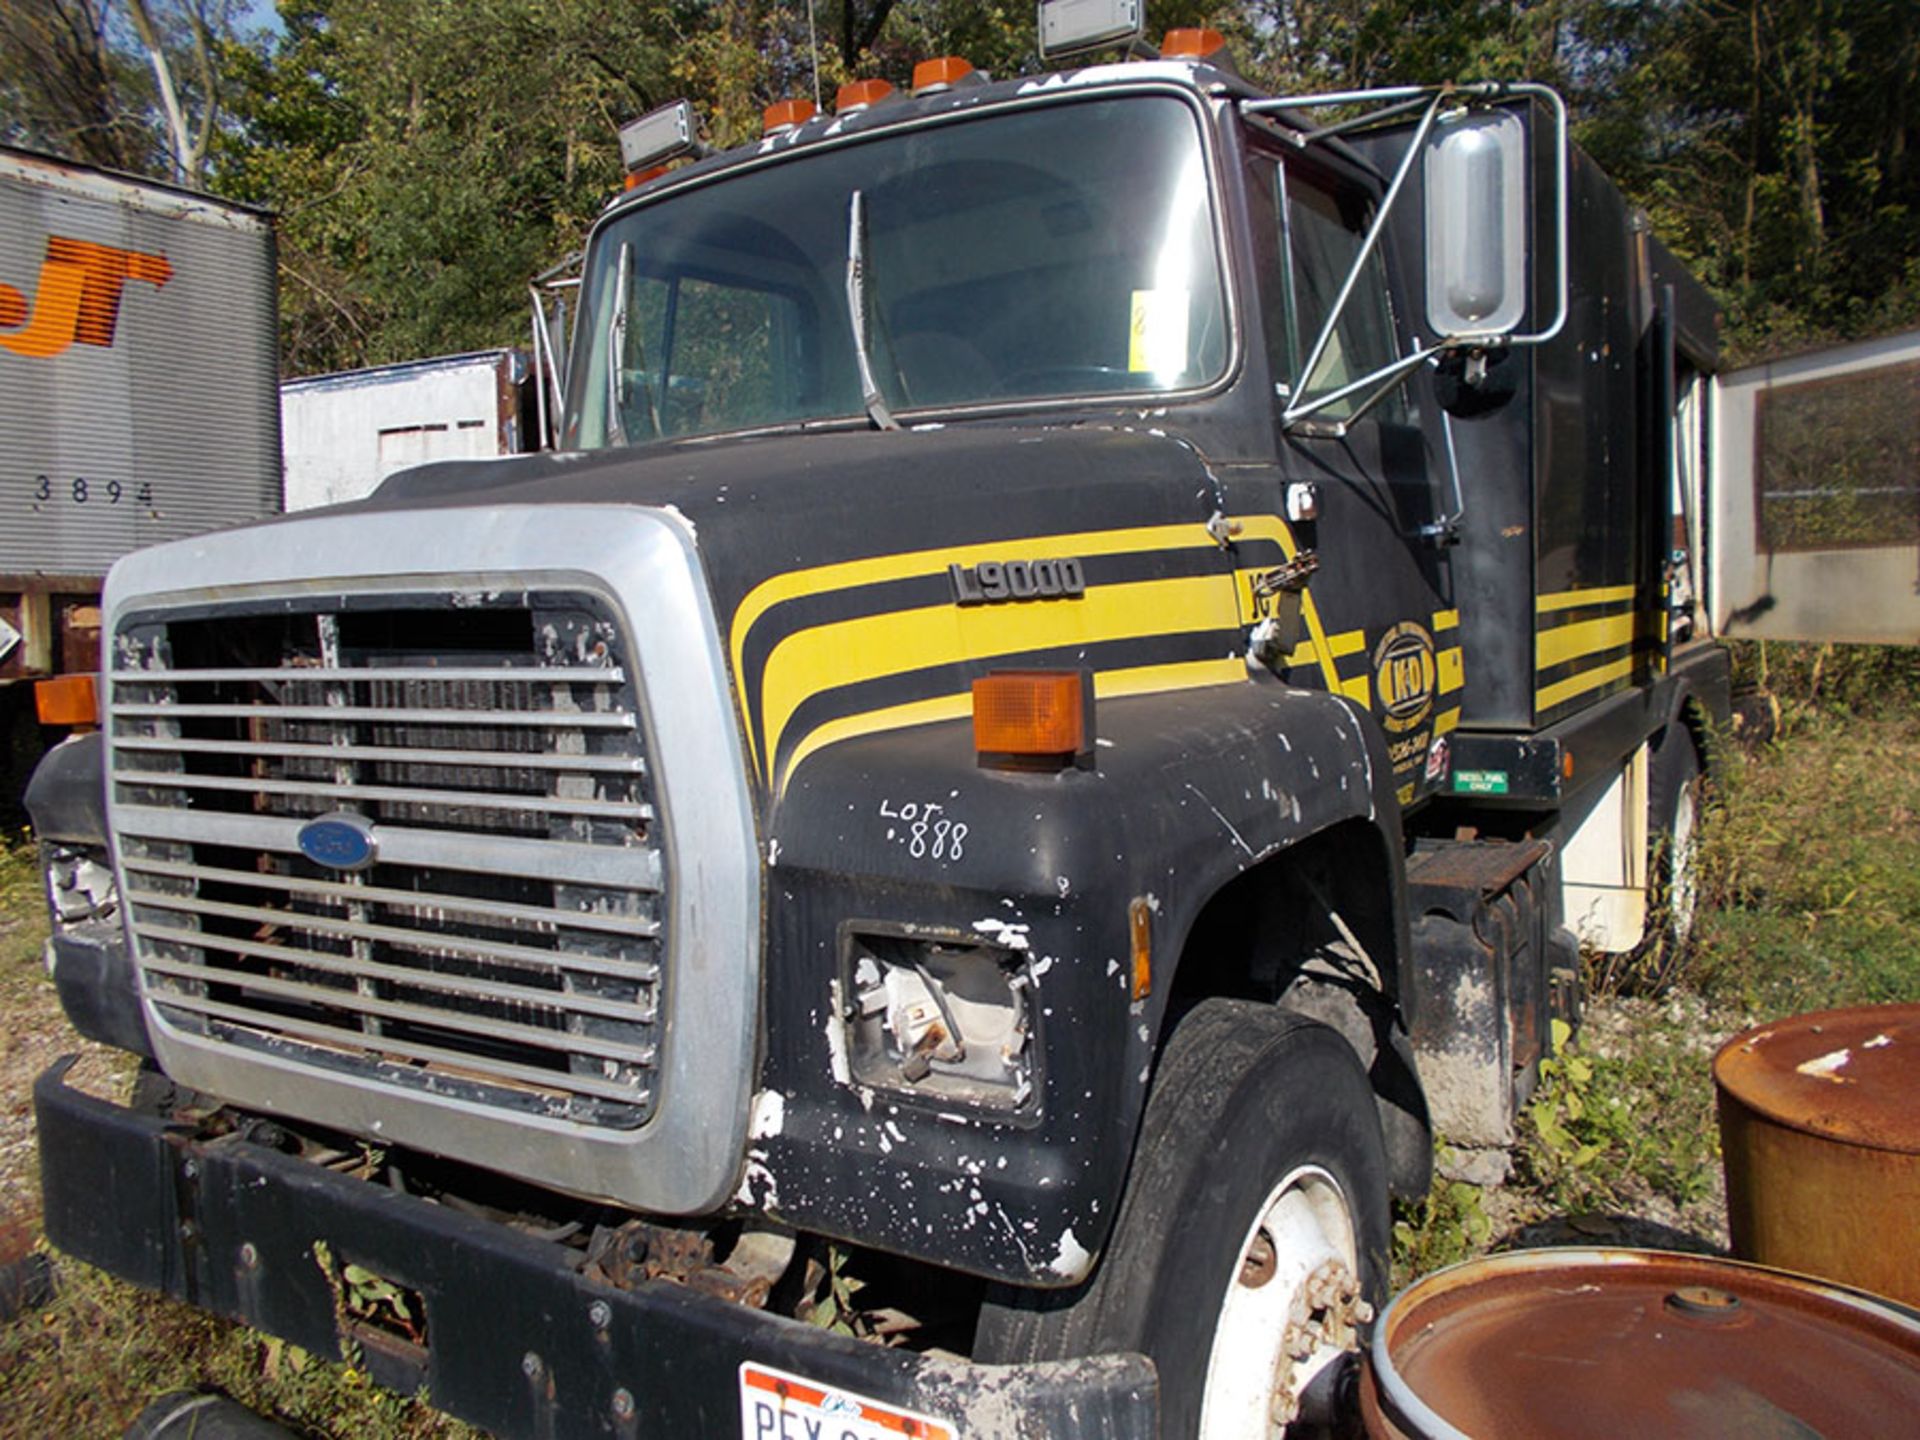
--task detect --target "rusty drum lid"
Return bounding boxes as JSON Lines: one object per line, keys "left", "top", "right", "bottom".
{"left": 1369, "top": 1248, "right": 1920, "bottom": 1440}
{"left": 1713, "top": 1003, "right": 1920, "bottom": 1153}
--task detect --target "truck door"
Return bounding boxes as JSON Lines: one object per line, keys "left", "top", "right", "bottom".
{"left": 1227, "top": 132, "right": 1460, "bottom": 806}
{"left": 1707, "top": 327, "right": 1920, "bottom": 644}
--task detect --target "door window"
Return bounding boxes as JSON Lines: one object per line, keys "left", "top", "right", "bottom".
{"left": 1246, "top": 151, "right": 1402, "bottom": 422}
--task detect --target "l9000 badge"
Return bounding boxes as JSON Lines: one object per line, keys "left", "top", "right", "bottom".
{"left": 949, "top": 557, "right": 1086, "bottom": 605}
{"left": 296, "top": 813, "right": 379, "bottom": 872}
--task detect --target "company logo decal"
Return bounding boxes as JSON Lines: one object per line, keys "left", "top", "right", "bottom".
{"left": 1373, "top": 621, "right": 1437, "bottom": 733}
{"left": 0, "top": 236, "right": 173, "bottom": 358}
{"left": 296, "top": 813, "right": 379, "bottom": 872}
{"left": 948, "top": 557, "right": 1086, "bottom": 606}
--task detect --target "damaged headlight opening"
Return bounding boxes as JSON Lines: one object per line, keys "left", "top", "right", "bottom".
{"left": 841, "top": 928, "right": 1036, "bottom": 1112}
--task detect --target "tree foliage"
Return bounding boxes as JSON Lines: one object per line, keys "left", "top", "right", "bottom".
{"left": 1, "top": 0, "right": 240, "bottom": 183}
{"left": 1, "top": 0, "right": 161, "bottom": 173}
{"left": 10, "top": 1, "right": 1915, "bottom": 373}
{"left": 1233, "top": 0, "right": 1918, "bottom": 361}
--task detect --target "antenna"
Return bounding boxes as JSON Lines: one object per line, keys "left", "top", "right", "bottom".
{"left": 807, "top": 0, "right": 822, "bottom": 108}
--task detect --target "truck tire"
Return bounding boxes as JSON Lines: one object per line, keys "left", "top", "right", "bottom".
{"left": 975, "top": 1000, "right": 1389, "bottom": 1438}
{"left": 1631, "top": 726, "right": 1704, "bottom": 993}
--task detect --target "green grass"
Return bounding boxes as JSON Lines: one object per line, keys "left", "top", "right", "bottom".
{"left": 1691, "top": 712, "right": 1920, "bottom": 1016}
{"left": 0, "top": 828, "right": 46, "bottom": 981}
{"left": 0, "top": 1262, "right": 475, "bottom": 1438}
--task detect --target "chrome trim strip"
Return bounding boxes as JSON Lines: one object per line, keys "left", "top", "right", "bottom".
{"left": 105, "top": 503, "right": 762, "bottom": 1214}
{"left": 141, "top": 958, "right": 659, "bottom": 1066}
{"left": 145, "top": 993, "right": 656, "bottom": 1107}
{"left": 112, "top": 769, "right": 654, "bottom": 821}
{"left": 112, "top": 665, "right": 627, "bottom": 685}
{"left": 123, "top": 888, "right": 661, "bottom": 963}
{"left": 114, "top": 804, "right": 663, "bottom": 889}
{"left": 121, "top": 857, "right": 658, "bottom": 938}
{"left": 113, "top": 702, "right": 636, "bottom": 729}
{"left": 135, "top": 927, "right": 659, "bottom": 1016}
{"left": 113, "top": 735, "right": 646, "bottom": 775}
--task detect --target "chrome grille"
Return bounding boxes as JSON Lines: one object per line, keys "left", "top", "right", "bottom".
{"left": 108, "top": 592, "right": 665, "bottom": 1129}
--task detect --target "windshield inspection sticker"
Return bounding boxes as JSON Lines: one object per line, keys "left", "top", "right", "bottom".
{"left": 739, "top": 1362, "right": 955, "bottom": 1440}
{"left": 1128, "top": 287, "right": 1189, "bottom": 374}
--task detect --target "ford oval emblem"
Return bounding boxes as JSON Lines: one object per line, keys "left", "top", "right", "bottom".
{"left": 297, "top": 813, "right": 378, "bottom": 872}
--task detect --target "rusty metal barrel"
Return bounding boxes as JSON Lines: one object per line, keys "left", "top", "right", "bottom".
{"left": 1714, "top": 1003, "right": 1920, "bottom": 1307}
{"left": 1359, "top": 1248, "right": 1920, "bottom": 1438}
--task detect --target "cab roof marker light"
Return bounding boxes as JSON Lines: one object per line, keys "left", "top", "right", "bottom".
{"left": 762, "top": 98, "right": 818, "bottom": 137}
{"left": 1037, "top": 0, "right": 1145, "bottom": 62}
{"left": 1161, "top": 26, "right": 1239, "bottom": 75}
{"left": 912, "top": 57, "right": 983, "bottom": 97}
{"left": 1161, "top": 27, "right": 1226, "bottom": 59}
{"left": 835, "top": 79, "right": 896, "bottom": 114}
{"left": 617, "top": 100, "right": 700, "bottom": 177}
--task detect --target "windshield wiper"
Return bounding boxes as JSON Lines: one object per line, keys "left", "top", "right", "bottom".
{"left": 605, "top": 241, "right": 663, "bottom": 444}
{"left": 845, "top": 189, "right": 900, "bottom": 431}
{"left": 606, "top": 244, "right": 630, "bottom": 446}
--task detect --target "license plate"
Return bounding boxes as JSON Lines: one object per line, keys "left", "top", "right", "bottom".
{"left": 738, "top": 1361, "right": 955, "bottom": 1440}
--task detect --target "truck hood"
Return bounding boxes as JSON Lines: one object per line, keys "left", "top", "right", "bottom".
{"left": 271, "top": 422, "right": 1247, "bottom": 797}
{"left": 350, "top": 422, "right": 1229, "bottom": 623}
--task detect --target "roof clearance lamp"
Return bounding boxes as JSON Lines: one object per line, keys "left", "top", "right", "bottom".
{"left": 762, "top": 99, "right": 818, "bottom": 137}
{"left": 835, "top": 79, "right": 896, "bottom": 114}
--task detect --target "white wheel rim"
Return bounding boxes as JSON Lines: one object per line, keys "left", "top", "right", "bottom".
{"left": 1670, "top": 780, "right": 1699, "bottom": 943}
{"left": 1198, "top": 1164, "right": 1365, "bottom": 1439}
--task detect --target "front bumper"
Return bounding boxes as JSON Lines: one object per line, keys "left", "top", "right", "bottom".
{"left": 36, "top": 1060, "right": 1156, "bottom": 1440}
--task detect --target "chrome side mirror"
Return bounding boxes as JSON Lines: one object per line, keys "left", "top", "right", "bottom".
{"left": 1424, "top": 109, "right": 1528, "bottom": 338}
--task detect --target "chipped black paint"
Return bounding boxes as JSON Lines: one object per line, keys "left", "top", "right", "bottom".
{"left": 747, "top": 679, "right": 1408, "bottom": 1285}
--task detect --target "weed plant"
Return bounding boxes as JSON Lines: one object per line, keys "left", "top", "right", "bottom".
{"left": 1395, "top": 640, "right": 1920, "bottom": 1276}
{"left": 0, "top": 1261, "right": 476, "bottom": 1438}
{"left": 0, "top": 829, "right": 44, "bottom": 980}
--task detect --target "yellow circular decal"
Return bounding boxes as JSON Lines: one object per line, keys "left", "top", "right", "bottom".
{"left": 1373, "top": 622, "right": 1437, "bottom": 733}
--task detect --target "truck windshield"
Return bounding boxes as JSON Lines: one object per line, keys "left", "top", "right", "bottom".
{"left": 564, "top": 94, "right": 1227, "bottom": 448}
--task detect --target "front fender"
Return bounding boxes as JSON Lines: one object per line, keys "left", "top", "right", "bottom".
{"left": 772, "top": 671, "right": 1398, "bottom": 922}
{"left": 744, "top": 671, "right": 1405, "bottom": 1284}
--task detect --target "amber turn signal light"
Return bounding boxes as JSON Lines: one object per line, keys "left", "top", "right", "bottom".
{"left": 1128, "top": 895, "right": 1153, "bottom": 1001}
{"left": 972, "top": 670, "right": 1090, "bottom": 765}
{"left": 35, "top": 674, "right": 98, "bottom": 727}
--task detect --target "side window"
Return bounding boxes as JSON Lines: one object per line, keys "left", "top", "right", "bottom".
{"left": 1247, "top": 149, "right": 1402, "bottom": 422}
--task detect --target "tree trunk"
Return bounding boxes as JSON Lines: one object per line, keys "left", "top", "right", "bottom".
{"left": 126, "top": 0, "right": 194, "bottom": 187}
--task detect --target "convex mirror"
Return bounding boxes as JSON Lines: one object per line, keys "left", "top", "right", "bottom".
{"left": 1424, "top": 109, "right": 1527, "bottom": 338}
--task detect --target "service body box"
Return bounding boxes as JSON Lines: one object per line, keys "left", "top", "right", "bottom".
{"left": 0, "top": 146, "right": 281, "bottom": 575}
